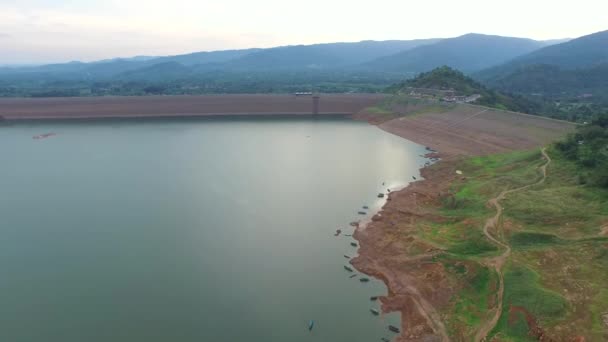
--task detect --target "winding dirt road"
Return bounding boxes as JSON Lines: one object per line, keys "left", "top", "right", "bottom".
{"left": 474, "top": 148, "right": 551, "bottom": 342}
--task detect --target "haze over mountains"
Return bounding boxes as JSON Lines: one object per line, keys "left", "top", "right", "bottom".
{"left": 361, "top": 34, "right": 553, "bottom": 73}
{"left": 476, "top": 30, "right": 608, "bottom": 97}
{"left": 0, "top": 30, "right": 606, "bottom": 101}
{"left": 0, "top": 34, "right": 561, "bottom": 80}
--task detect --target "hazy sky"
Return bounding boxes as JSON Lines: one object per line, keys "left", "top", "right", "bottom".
{"left": 0, "top": 0, "right": 606, "bottom": 64}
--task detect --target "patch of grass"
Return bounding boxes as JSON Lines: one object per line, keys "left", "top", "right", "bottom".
{"left": 418, "top": 220, "right": 499, "bottom": 258}
{"left": 503, "top": 149, "right": 608, "bottom": 238}
{"left": 510, "top": 232, "right": 563, "bottom": 249}
{"left": 366, "top": 94, "right": 456, "bottom": 119}
{"left": 439, "top": 256, "right": 499, "bottom": 338}
{"left": 448, "top": 235, "right": 498, "bottom": 256}
{"left": 491, "top": 263, "right": 567, "bottom": 339}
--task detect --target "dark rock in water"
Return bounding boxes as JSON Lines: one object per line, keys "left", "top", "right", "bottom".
{"left": 377, "top": 193, "right": 385, "bottom": 198}
{"left": 358, "top": 211, "right": 366, "bottom": 215}
{"left": 388, "top": 325, "right": 400, "bottom": 333}
{"left": 359, "top": 277, "right": 370, "bottom": 282}
{"left": 334, "top": 229, "right": 342, "bottom": 236}
{"left": 350, "top": 242, "right": 358, "bottom": 247}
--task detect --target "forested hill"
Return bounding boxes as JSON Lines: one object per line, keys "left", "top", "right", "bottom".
{"left": 556, "top": 113, "right": 608, "bottom": 187}
{"left": 389, "top": 66, "right": 541, "bottom": 114}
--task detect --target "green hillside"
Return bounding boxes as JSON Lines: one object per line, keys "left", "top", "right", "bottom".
{"left": 389, "top": 66, "right": 541, "bottom": 113}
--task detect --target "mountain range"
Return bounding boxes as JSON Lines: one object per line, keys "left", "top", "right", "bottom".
{"left": 1, "top": 30, "right": 607, "bottom": 103}
{"left": 475, "top": 30, "right": 608, "bottom": 98}
{"left": 0, "top": 34, "right": 565, "bottom": 81}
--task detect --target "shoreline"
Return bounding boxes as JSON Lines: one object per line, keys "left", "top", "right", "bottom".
{"left": 350, "top": 151, "right": 457, "bottom": 341}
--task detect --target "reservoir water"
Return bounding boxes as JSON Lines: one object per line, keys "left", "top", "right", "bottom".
{"left": 0, "top": 116, "right": 428, "bottom": 341}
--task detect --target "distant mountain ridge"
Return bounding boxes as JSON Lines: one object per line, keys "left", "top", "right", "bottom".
{"left": 362, "top": 33, "right": 549, "bottom": 74}
{"left": 476, "top": 30, "right": 608, "bottom": 97}
{"left": 0, "top": 39, "right": 440, "bottom": 79}
{"left": 0, "top": 34, "right": 565, "bottom": 80}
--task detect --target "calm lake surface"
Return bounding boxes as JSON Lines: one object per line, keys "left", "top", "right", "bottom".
{"left": 0, "top": 117, "right": 428, "bottom": 341}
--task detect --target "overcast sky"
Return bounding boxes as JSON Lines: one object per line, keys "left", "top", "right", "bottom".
{"left": 0, "top": 0, "right": 606, "bottom": 64}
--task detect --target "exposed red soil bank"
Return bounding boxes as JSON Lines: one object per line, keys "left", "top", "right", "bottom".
{"left": 0, "top": 94, "right": 385, "bottom": 120}
{"left": 352, "top": 106, "right": 575, "bottom": 341}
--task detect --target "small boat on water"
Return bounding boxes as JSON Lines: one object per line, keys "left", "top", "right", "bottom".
{"left": 370, "top": 308, "right": 379, "bottom": 315}
{"left": 370, "top": 296, "right": 378, "bottom": 301}
{"left": 308, "top": 320, "right": 314, "bottom": 331}
{"left": 350, "top": 242, "right": 358, "bottom": 247}
{"left": 363, "top": 205, "right": 369, "bottom": 209}
{"left": 349, "top": 274, "right": 357, "bottom": 278}
{"left": 377, "top": 193, "right": 385, "bottom": 198}
{"left": 344, "top": 255, "right": 350, "bottom": 259}
{"left": 32, "top": 133, "right": 56, "bottom": 140}
{"left": 358, "top": 211, "right": 366, "bottom": 215}
{"left": 359, "top": 277, "right": 370, "bottom": 282}
{"left": 344, "top": 234, "right": 352, "bottom": 237}
{"left": 344, "top": 265, "right": 354, "bottom": 272}
{"left": 388, "top": 325, "right": 400, "bottom": 333}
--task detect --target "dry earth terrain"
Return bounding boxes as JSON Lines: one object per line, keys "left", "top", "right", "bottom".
{"left": 355, "top": 102, "right": 575, "bottom": 157}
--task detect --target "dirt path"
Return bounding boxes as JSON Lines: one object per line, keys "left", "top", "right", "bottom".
{"left": 474, "top": 148, "right": 551, "bottom": 342}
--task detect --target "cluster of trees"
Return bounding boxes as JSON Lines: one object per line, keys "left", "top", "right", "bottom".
{"left": 0, "top": 71, "right": 401, "bottom": 97}
{"left": 556, "top": 113, "right": 608, "bottom": 187}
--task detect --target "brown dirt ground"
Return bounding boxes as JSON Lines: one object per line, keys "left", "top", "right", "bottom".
{"left": 355, "top": 104, "right": 575, "bottom": 157}
{"left": 0, "top": 94, "right": 385, "bottom": 120}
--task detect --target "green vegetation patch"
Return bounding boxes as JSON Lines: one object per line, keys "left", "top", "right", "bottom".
{"left": 438, "top": 256, "right": 499, "bottom": 338}
{"left": 510, "top": 232, "right": 563, "bottom": 248}
{"left": 491, "top": 263, "right": 567, "bottom": 339}
{"left": 503, "top": 148, "right": 608, "bottom": 238}
{"left": 448, "top": 234, "right": 498, "bottom": 256}
{"left": 366, "top": 94, "right": 455, "bottom": 119}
